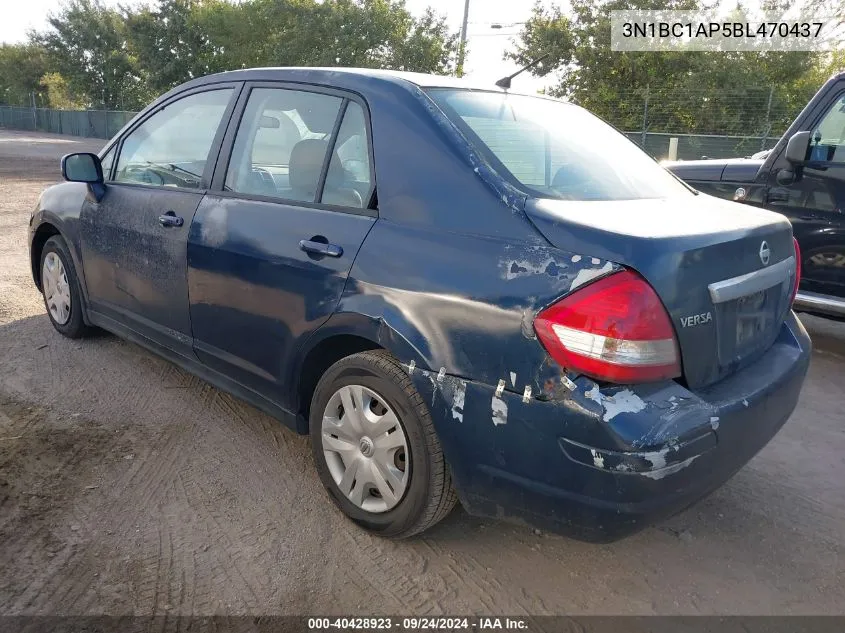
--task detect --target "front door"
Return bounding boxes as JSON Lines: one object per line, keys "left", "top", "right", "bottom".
{"left": 766, "top": 90, "right": 845, "bottom": 298}
{"left": 80, "top": 86, "right": 238, "bottom": 357}
{"left": 188, "top": 84, "right": 377, "bottom": 409}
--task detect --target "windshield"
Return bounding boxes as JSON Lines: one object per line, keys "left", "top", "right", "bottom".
{"left": 428, "top": 89, "right": 691, "bottom": 201}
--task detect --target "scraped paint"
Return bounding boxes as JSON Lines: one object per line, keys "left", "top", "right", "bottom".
{"left": 491, "top": 395, "right": 508, "bottom": 426}
{"left": 585, "top": 384, "right": 647, "bottom": 422}
{"left": 452, "top": 379, "right": 466, "bottom": 422}
{"left": 569, "top": 261, "right": 613, "bottom": 291}
{"left": 639, "top": 455, "right": 700, "bottom": 480}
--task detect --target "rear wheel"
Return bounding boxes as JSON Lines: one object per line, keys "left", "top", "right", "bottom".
{"left": 309, "top": 350, "right": 457, "bottom": 538}
{"left": 40, "top": 236, "right": 92, "bottom": 339}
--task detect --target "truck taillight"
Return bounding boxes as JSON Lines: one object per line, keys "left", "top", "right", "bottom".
{"left": 533, "top": 270, "right": 681, "bottom": 384}
{"left": 792, "top": 238, "right": 801, "bottom": 305}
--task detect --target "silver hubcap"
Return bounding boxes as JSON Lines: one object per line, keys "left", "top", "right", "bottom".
{"left": 809, "top": 252, "right": 845, "bottom": 268}
{"left": 321, "top": 384, "right": 409, "bottom": 513}
{"left": 42, "top": 252, "right": 71, "bottom": 325}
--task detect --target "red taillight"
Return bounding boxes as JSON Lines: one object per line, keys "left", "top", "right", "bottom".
{"left": 791, "top": 237, "right": 801, "bottom": 305}
{"left": 533, "top": 270, "right": 681, "bottom": 384}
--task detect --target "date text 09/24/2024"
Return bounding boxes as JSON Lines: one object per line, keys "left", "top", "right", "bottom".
{"left": 307, "top": 617, "right": 527, "bottom": 630}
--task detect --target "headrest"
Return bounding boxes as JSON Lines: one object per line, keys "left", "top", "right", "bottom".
{"left": 289, "top": 139, "right": 330, "bottom": 197}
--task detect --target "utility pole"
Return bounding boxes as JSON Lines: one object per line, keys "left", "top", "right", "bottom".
{"left": 640, "top": 86, "right": 649, "bottom": 147}
{"left": 30, "top": 91, "right": 37, "bottom": 132}
{"left": 457, "top": 0, "right": 470, "bottom": 77}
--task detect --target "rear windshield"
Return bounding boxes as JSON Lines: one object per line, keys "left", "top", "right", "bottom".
{"left": 428, "top": 89, "right": 691, "bottom": 201}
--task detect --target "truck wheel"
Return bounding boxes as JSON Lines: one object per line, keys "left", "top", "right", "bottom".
{"left": 309, "top": 350, "right": 457, "bottom": 538}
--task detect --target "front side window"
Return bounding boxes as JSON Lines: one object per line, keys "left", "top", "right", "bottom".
{"left": 428, "top": 89, "right": 691, "bottom": 201}
{"left": 100, "top": 145, "right": 116, "bottom": 181}
{"left": 225, "top": 88, "right": 343, "bottom": 204}
{"left": 114, "top": 89, "right": 233, "bottom": 189}
{"left": 809, "top": 93, "right": 845, "bottom": 163}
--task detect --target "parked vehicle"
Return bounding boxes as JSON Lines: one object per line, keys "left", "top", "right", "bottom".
{"left": 30, "top": 68, "right": 810, "bottom": 542}
{"left": 668, "top": 72, "right": 845, "bottom": 320}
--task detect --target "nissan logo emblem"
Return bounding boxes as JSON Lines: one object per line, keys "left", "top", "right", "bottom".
{"left": 759, "top": 241, "right": 771, "bottom": 266}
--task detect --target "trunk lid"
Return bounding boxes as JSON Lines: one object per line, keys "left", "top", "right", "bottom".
{"left": 525, "top": 194, "right": 796, "bottom": 389}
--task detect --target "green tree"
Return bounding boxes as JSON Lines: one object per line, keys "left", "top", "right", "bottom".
{"left": 0, "top": 44, "right": 49, "bottom": 106}
{"left": 25, "top": 0, "right": 459, "bottom": 109}
{"left": 126, "top": 0, "right": 236, "bottom": 95}
{"left": 34, "top": 0, "right": 149, "bottom": 109}
{"left": 507, "top": 0, "right": 819, "bottom": 137}
{"left": 39, "top": 72, "right": 87, "bottom": 109}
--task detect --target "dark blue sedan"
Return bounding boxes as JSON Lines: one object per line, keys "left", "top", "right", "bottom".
{"left": 29, "top": 68, "right": 811, "bottom": 541}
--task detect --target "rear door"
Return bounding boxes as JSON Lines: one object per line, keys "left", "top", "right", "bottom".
{"left": 187, "top": 83, "right": 377, "bottom": 408}
{"left": 765, "top": 89, "right": 845, "bottom": 298}
{"left": 79, "top": 85, "right": 239, "bottom": 358}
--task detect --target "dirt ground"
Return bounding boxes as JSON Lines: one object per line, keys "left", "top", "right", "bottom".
{"left": 0, "top": 128, "right": 843, "bottom": 616}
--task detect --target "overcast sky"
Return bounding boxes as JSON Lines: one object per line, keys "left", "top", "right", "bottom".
{"left": 0, "top": 0, "right": 551, "bottom": 92}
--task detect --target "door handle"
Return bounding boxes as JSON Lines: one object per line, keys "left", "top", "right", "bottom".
{"left": 299, "top": 239, "right": 343, "bottom": 258}
{"left": 158, "top": 211, "right": 184, "bottom": 227}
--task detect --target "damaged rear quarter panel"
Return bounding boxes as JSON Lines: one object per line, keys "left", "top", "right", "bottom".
{"left": 338, "top": 218, "right": 622, "bottom": 394}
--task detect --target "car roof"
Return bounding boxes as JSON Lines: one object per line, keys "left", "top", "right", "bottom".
{"left": 189, "top": 66, "right": 528, "bottom": 94}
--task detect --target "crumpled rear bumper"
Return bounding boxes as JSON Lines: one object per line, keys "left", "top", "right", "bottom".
{"left": 410, "top": 312, "right": 811, "bottom": 542}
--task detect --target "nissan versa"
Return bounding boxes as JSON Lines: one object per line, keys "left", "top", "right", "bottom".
{"left": 29, "top": 68, "right": 811, "bottom": 542}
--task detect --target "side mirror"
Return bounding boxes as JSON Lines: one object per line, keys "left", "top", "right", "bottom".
{"left": 61, "top": 152, "right": 103, "bottom": 183}
{"left": 785, "top": 131, "right": 811, "bottom": 165}
{"left": 61, "top": 152, "right": 106, "bottom": 201}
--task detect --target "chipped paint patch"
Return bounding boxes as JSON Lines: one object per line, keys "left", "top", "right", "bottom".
{"left": 451, "top": 379, "right": 466, "bottom": 422}
{"left": 406, "top": 360, "right": 415, "bottom": 374}
{"left": 502, "top": 257, "right": 569, "bottom": 281}
{"left": 642, "top": 446, "right": 672, "bottom": 470}
{"left": 742, "top": 399, "right": 749, "bottom": 407}
{"left": 569, "top": 261, "right": 613, "bottom": 291}
{"left": 585, "top": 385, "right": 647, "bottom": 422}
{"left": 710, "top": 416, "right": 720, "bottom": 430}
{"left": 520, "top": 307, "right": 538, "bottom": 339}
{"left": 491, "top": 395, "right": 508, "bottom": 426}
{"left": 509, "top": 372, "right": 517, "bottom": 387}
{"left": 590, "top": 449, "right": 605, "bottom": 468}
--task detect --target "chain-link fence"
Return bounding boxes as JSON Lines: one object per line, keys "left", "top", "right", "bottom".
{"left": 1, "top": 85, "right": 807, "bottom": 158}
{"left": 623, "top": 131, "right": 782, "bottom": 160}
{"left": 577, "top": 85, "right": 807, "bottom": 159}
{"left": 0, "top": 106, "right": 137, "bottom": 139}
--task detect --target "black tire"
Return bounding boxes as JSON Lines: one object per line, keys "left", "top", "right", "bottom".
{"left": 309, "top": 350, "right": 458, "bottom": 538}
{"left": 39, "top": 235, "right": 93, "bottom": 339}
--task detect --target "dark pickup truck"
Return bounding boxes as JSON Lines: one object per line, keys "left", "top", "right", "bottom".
{"left": 667, "top": 72, "right": 845, "bottom": 319}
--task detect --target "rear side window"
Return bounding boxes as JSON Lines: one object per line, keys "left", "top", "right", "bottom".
{"left": 428, "top": 89, "right": 690, "bottom": 201}
{"left": 114, "top": 89, "right": 233, "bottom": 188}
{"left": 324, "top": 102, "right": 371, "bottom": 208}
{"left": 225, "top": 88, "right": 343, "bottom": 204}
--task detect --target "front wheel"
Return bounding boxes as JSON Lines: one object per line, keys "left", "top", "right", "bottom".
{"left": 309, "top": 350, "right": 457, "bottom": 538}
{"left": 40, "top": 235, "right": 92, "bottom": 339}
